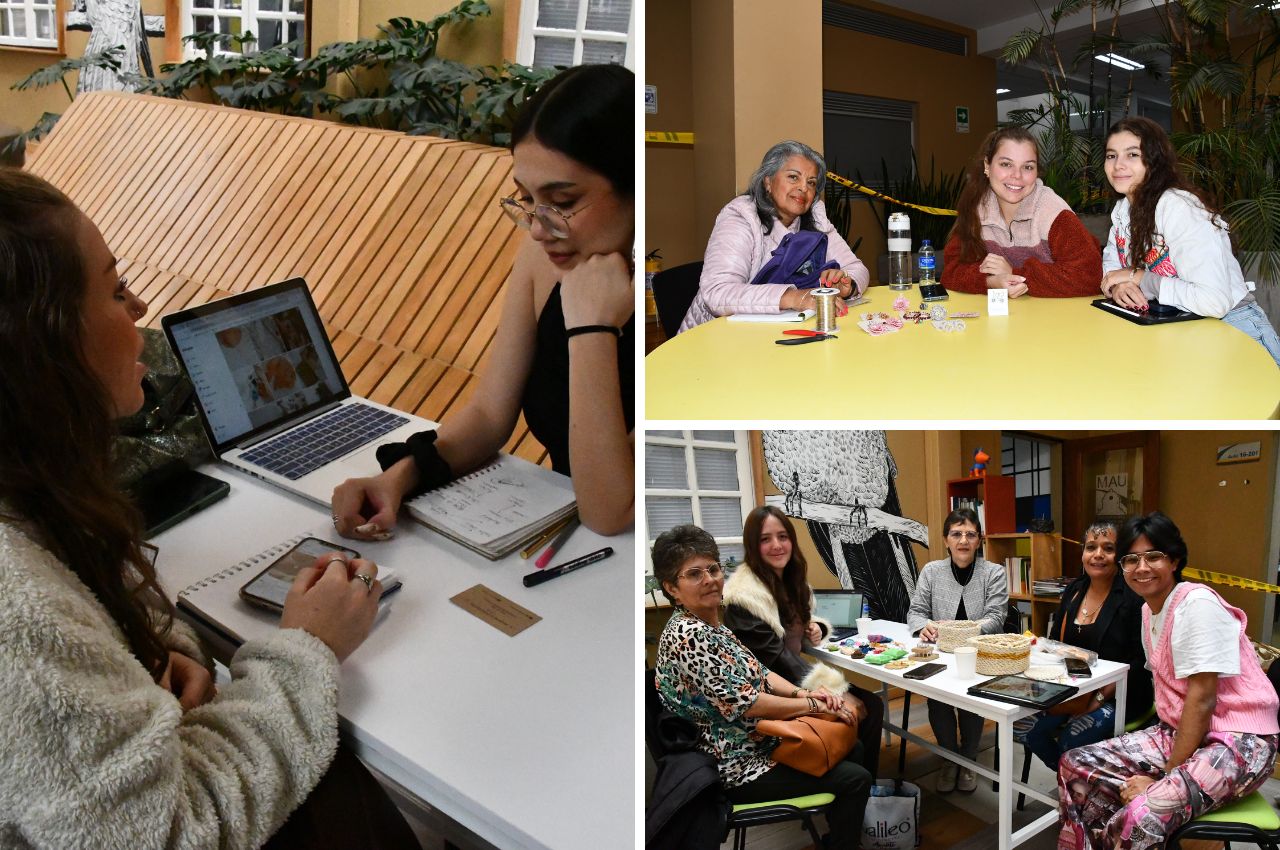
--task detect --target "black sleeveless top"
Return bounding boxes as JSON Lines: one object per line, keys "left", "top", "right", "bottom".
{"left": 521, "top": 281, "right": 635, "bottom": 475}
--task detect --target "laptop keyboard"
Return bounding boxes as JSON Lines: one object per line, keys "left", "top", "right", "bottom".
{"left": 240, "top": 403, "right": 409, "bottom": 480}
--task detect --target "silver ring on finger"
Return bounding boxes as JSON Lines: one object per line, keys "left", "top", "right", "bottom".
{"left": 325, "top": 556, "right": 348, "bottom": 568}
{"left": 332, "top": 514, "right": 340, "bottom": 527}
{"left": 353, "top": 572, "right": 374, "bottom": 592}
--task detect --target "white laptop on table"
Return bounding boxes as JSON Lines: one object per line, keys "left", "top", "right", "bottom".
{"left": 162, "top": 277, "right": 434, "bottom": 507}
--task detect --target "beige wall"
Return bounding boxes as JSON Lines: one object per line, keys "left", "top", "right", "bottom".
{"left": 643, "top": 0, "right": 697, "bottom": 267}
{"left": 644, "top": 0, "right": 997, "bottom": 278}
{"left": 749, "top": 430, "right": 1279, "bottom": 639}
{"left": 1, "top": 0, "right": 510, "bottom": 137}
{"left": 822, "top": 0, "right": 996, "bottom": 278}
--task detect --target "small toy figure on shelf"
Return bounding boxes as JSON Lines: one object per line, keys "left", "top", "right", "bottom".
{"left": 970, "top": 447, "right": 989, "bottom": 478}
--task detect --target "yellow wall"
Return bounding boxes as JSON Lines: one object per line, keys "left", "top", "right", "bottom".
{"left": 822, "top": 0, "right": 996, "bottom": 279}
{"left": 643, "top": 0, "right": 997, "bottom": 278}
{"left": 1, "top": 0, "right": 511, "bottom": 137}
{"left": 643, "top": 0, "right": 697, "bottom": 267}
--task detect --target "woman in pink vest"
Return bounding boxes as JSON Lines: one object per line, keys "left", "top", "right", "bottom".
{"left": 1057, "top": 512, "right": 1279, "bottom": 850}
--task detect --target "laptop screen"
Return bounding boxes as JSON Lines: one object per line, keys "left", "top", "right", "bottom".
{"left": 812, "top": 591, "right": 863, "bottom": 628}
{"left": 163, "top": 278, "right": 349, "bottom": 452}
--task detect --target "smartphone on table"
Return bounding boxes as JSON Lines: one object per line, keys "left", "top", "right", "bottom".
{"left": 240, "top": 537, "right": 399, "bottom": 613}
{"left": 1064, "top": 657, "right": 1092, "bottom": 678}
{"left": 903, "top": 662, "right": 947, "bottom": 680}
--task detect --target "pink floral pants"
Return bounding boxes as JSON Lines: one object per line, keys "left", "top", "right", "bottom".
{"left": 1056, "top": 723, "right": 1278, "bottom": 850}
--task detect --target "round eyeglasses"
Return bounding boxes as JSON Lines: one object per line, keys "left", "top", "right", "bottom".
{"left": 1119, "top": 550, "right": 1169, "bottom": 573}
{"left": 498, "top": 194, "right": 594, "bottom": 239}
{"left": 677, "top": 564, "right": 724, "bottom": 584}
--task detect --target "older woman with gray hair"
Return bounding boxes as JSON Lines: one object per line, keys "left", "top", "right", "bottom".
{"left": 653, "top": 524, "right": 870, "bottom": 849}
{"left": 678, "top": 140, "right": 869, "bottom": 332}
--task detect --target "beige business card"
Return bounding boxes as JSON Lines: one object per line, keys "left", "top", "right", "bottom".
{"left": 450, "top": 584, "right": 542, "bottom": 636}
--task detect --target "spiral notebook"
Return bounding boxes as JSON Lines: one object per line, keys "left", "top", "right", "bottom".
{"left": 404, "top": 454, "right": 577, "bottom": 560}
{"left": 176, "top": 534, "right": 400, "bottom": 649}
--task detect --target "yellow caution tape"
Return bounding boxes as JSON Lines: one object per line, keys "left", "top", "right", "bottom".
{"left": 824, "top": 172, "right": 957, "bottom": 217}
{"left": 1049, "top": 538, "right": 1280, "bottom": 594}
{"left": 644, "top": 131, "right": 694, "bottom": 145}
{"left": 641, "top": 134, "right": 956, "bottom": 216}
{"left": 1183, "top": 568, "right": 1280, "bottom": 595}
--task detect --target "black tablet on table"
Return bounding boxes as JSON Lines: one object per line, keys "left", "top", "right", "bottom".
{"left": 967, "top": 674, "right": 1079, "bottom": 709}
{"left": 1091, "top": 298, "right": 1205, "bottom": 326}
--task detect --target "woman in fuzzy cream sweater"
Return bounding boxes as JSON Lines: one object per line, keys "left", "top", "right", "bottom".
{"left": 0, "top": 170, "right": 417, "bottom": 849}
{"left": 723, "top": 506, "right": 885, "bottom": 779}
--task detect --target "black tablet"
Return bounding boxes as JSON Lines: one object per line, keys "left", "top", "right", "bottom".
{"left": 967, "top": 674, "right": 1079, "bottom": 709}
{"left": 1091, "top": 298, "right": 1205, "bottom": 326}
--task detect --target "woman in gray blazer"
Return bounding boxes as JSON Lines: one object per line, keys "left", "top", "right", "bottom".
{"left": 906, "top": 507, "right": 1009, "bottom": 793}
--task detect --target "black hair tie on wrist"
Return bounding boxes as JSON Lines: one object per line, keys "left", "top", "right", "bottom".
{"left": 565, "top": 325, "right": 623, "bottom": 338}
{"left": 375, "top": 429, "right": 453, "bottom": 499}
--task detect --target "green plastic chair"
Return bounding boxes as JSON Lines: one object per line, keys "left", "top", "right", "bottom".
{"left": 727, "top": 793, "right": 836, "bottom": 850}
{"left": 1167, "top": 790, "right": 1280, "bottom": 849}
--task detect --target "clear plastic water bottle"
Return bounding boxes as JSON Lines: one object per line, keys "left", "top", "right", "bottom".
{"left": 862, "top": 600, "right": 871, "bottom": 619}
{"left": 917, "top": 239, "right": 937, "bottom": 285}
{"left": 887, "top": 213, "right": 912, "bottom": 290}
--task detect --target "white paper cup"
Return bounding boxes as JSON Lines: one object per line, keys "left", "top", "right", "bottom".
{"left": 954, "top": 645, "right": 977, "bottom": 679}
{"left": 856, "top": 617, "right": 873, "bottom": 636}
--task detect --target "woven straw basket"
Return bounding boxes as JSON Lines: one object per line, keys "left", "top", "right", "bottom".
{"left": 935, "top": 620, "right": 981, "bottom": 653}
{"left": 968, "top": 634, "right": 1032, "bottom": 675}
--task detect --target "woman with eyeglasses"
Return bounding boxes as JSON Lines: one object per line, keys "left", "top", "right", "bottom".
{"left": 721, "top": 505, "right": 885, "bottom": 779}
{"left": 677, "top": 140, "right": 868, "bottom": 332}
{"left": 906, "top": 507, "right": 1009, "bottom": 793}
{"left": 332, "top": 64, "right": 634, "bottom": 538}
{"left": 653, "top": 524, "right": 870, "bottom": 849}
{"left": 1023, "top": 519, "right": 1152, "bottom": 771}
{"left": 1058, "top": 511, "right": 1279, "bottom": 850}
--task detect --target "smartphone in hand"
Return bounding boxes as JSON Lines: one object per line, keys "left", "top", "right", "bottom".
{"left": 240, "top": 537, "right": 363, "bottom": 613}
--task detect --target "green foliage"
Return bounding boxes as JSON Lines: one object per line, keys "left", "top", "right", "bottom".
{"left": 13, "top": 45, "right": 124, "bottom": 102}
{"left": 852, "top": 150, "right": 965, "bottom": 251}
{"left": 10, "top": 0, "right": 561, "bottom": 147}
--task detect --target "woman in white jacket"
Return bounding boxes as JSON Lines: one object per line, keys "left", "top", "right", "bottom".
{"left": 678, "top": 140, "right": 869, "bottom": 332}
{"left": 0, "top": 170, "right": 415, "bottom": 848}
{"left": 1100, "top": 116, "right": 1280, "bottom": 366}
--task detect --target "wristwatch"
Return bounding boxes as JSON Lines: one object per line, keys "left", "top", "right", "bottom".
{"left": 1094, "top": 691, "right": 1107, "bottom": 705}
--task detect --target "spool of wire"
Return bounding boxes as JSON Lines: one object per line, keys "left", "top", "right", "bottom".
{"left": 812, "top": 287, "right": 839, "bottom": 334}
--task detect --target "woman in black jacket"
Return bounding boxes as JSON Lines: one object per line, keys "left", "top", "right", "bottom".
{"left": 1025, "top": 519, "right": 1154, "bottom": 770}
{"left": 722, "top": 505, "right": 885, "bottom": 778}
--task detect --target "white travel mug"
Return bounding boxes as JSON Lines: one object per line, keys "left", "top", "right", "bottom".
{"left": 954, "top": 645, "right": 977, "bottom": 679}
{"left": 856, "top": 617, "right": 873, "bottom": 636}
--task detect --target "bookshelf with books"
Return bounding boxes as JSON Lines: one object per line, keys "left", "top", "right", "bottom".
{"left": 946, "top": 475, "right": 1015, "bottom": 534}
{"left": 983, "top": 532, "right": 1063, "bottom": 635}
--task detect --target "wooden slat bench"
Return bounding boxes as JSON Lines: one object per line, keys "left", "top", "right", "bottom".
{"left": 27, "top": 91, "right": 550, "bottom": 465}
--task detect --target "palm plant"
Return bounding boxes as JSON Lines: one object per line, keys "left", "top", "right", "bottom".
{"left": 854, "top": 150, "right": 965, "bottom": 252}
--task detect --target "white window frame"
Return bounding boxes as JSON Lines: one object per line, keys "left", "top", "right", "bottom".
{"left": 182, "top": 0, "right": 306, "bottom": 58}
{"left": 644, "top": 431, "right": 755, "bottom": 605}
{"left": 516, "top": 0, "right": 634, "bottom": 70}
{"left": 0, "top": 0, "right": 58, "bottom": 49}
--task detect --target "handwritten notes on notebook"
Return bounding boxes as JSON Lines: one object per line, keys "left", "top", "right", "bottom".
{"left": 405, "top": 454, "right": 577, "bottom": 559}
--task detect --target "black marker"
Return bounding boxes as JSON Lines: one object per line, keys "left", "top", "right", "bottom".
{"left": 523, "top": 547, "right": 614, "bottom": 587}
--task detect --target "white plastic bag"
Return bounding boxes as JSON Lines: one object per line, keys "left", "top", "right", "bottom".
{"left": 860, "top": 779, "right": 921, "bottom": 850}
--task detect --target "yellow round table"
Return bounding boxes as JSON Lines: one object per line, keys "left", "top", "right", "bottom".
{"left": 645, "top": 288, "right": 1280, "bottom": 419}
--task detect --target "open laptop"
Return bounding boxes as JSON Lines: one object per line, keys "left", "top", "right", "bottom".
{"left": 812, "top": 589, "right": 864, "bottom": 641}
{"left": 162, "top": 278, "right": 434, "bottom": 507}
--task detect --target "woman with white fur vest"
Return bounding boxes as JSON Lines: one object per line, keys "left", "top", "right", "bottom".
{"left": 723, "top": 506, "right": 885, "bottom": 779}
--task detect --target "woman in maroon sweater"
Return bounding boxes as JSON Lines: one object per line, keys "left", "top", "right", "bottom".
{"left": 941, "top": 127, "right": 1101, "bottom": 298}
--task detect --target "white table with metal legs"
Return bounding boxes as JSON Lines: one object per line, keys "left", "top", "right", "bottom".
{"left": 809, "top": 620, "right": 1128, "bottom": 850}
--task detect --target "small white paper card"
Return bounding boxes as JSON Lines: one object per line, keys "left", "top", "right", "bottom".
{"left": 987, "top": 289, "right": 1009, "bottom": 316}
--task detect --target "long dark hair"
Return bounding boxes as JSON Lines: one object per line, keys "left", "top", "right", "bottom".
{"left": 950, "top": 127, "right": 1039, "bottom": 263}
{"left": 0, "top": 168, "right": 172, "bottom": 678}
{"left": 511, "top": 64, "right": 634, "bottom": 198}
{"left": 742, "top": 505, "right": 811, "bottom": 625}
{"left": 1105, "top": 116, "right": 1222, "bottom": 272}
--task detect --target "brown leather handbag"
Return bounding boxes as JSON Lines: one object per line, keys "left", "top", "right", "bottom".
{"left": 755, "top": 715, "right": 858, "bottom": 777}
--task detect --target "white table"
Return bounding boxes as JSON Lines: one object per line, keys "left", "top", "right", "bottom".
{"left": 810, "top": 620, "right": 1129, "bottom": 850}
{"left": 152, "top": 463, "right": 634, "bottom": 850}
